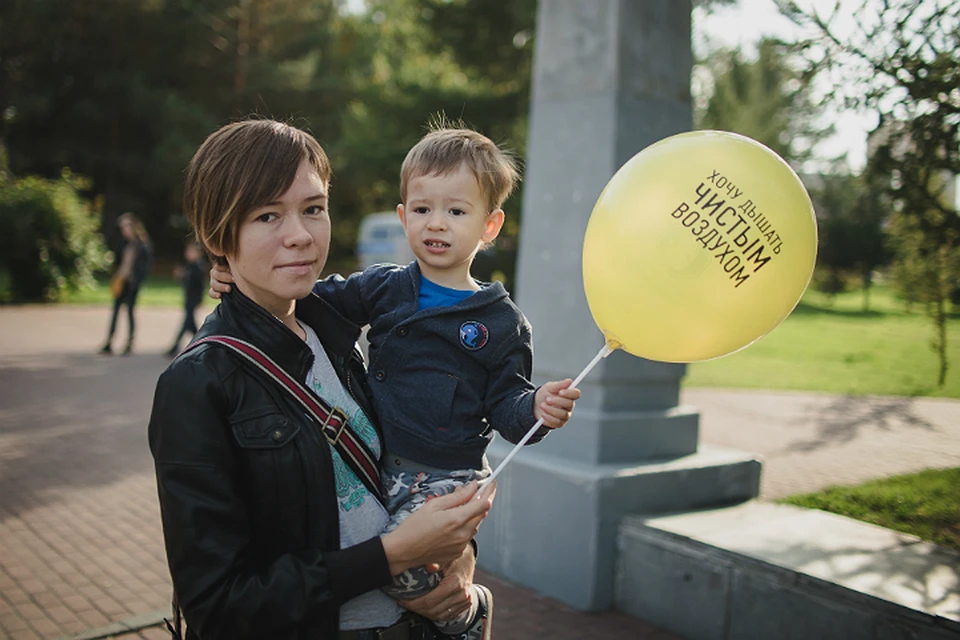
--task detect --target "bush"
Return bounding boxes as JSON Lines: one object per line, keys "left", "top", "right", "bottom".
{"left": 0, "top": 170, "right": 111, "bottom": 302}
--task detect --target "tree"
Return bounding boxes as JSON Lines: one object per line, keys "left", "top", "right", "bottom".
{"left": 694, "top": 37, "right": 835, "bottom": 167}
{"left": 777, "top": 0, "right": 960, "bottom": 385}
{"left": 0, "top": 170, "right": 110, "bottom": 302}
{"left": 329, "top": 0, "right": 538, "bottom": 281}
{"left": 810, "top": 171, "right": 890, "bottom": 310}
{"left": 0, "top": 0, "right": 372, "bottom": 262}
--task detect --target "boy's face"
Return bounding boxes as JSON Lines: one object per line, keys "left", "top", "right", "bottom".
{"left": 225, "top": 158, "right": 330, "bottom": 318}
{"left": 185, "top": 245, "right": 201, "bottom": 262}
{"left": 398, "top": 163, "right": 504, "bottom": 289}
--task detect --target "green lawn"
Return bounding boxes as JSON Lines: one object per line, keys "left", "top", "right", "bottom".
{"left": 684, "top": 285, "right": 960, "bottom": 398}
{"left": 780, "top": 467, "right": 960, "bottom": 552}
{"left": 61, "top": 276, "right": 217, "bottom": 310}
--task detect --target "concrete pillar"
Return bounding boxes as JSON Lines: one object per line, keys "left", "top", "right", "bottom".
{"left": 476, "top": 0, "right": 761, "bottom": 611}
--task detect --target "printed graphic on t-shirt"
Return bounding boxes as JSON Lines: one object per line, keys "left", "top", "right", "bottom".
{"left": 310, "top": 378, "right": 379, "bottom": 512}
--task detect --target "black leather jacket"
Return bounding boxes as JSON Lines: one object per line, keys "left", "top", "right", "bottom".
{"left": 148, "top": 288, "right": 391, "bottom": 639}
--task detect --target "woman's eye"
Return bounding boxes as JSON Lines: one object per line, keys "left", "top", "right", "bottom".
{"left": 304, "top": 205, "right": 325, "bottom": 216}
{"left": 255, "top": 212, "right": 277, "bottom": 223}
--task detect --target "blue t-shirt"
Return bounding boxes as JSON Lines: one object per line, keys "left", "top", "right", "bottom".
{"left": 418, "top": 275, "right": 475, "bottom": 310}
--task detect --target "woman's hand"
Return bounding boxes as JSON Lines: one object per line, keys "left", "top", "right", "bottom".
{"left": 400, "top": 545, "right": 476, "bottom": 622}
{"left": 208, "top": 263, "right": 234, "bottom": 299}
{"left": 381, "top": 481, "right": 495, "bottom": 578}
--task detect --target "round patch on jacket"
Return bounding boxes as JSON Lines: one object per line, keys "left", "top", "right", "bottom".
{"left": 459, "top": 321, "right": 489, "bottom": 351}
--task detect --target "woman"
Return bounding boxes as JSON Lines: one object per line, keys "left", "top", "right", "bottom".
{"left": 148, "top": 119, "right": 494, "bottom": 640}
{"left": 100, "top": 212, "right": 152, "bottom": 355}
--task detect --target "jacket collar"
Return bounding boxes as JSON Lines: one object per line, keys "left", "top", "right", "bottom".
{"left": 202, "top": 286, "right": 362, "bottom": 381}
{"left": 404, "top": 260, "right": 509, "bottom": 309}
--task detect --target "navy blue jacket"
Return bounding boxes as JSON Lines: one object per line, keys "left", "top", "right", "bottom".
{"left": 313, "top": 262, "right": 546, "bottom": 471}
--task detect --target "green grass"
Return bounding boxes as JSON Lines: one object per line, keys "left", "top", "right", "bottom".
{"left": 780, "top": 467, "right": 960, "bottom": 552}
{"left": 684, "top": 285, "right": 960, "bottom": 398}
{"left": 60, "top": 276, "right": 217, "bottom": 309}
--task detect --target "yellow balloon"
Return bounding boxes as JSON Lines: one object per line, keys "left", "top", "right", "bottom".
{"left": 582, "top": 130, "right": 818, "bottom": 362}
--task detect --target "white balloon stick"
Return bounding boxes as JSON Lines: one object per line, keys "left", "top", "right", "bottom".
{"left": 480, "top": 341, "right": 617, "bottom": 488}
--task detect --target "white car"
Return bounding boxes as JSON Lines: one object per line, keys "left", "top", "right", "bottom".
{"left": 355, "top": 211, "right": 415, "bottom": 269}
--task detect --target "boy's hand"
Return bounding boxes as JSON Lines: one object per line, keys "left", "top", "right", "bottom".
{"left": 208, "top": 263, "right": 234, "bottom": 299}
{"left": 534, "top": 379, "right": 581, "bottom": 429}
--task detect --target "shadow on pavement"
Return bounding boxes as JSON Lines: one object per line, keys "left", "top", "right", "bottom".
{"left": 0, "top": 352, "right": 168, "bottom": 521}
{"left": 784, "top": 395, "right": 937, "bottom": 453}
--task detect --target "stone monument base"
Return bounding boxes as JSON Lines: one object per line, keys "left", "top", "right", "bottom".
{"left": 476, "top": 439, "right": 761, "bottom": 610}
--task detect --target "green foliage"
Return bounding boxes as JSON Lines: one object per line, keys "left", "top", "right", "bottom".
{"left": 780, "top": 467, "right": 960, "bottom": 552}
{"left": 694, "top": 38, "right": 834, "bottom": 166}
{"left": 809, "top": 172, "right": 891, "bottom": 309}
{"left": 327, "top": 0, "right": 535, "bottom": 277}
{"left": 0, "top": 0, "right": 536, "bottom": 274}
{"left": 887, "top": 202, "right": 960, "bottom": 385}
{"left": 777, "top": 0, "right": 960, "bottom": 387}
{"left": 0, "top": 170, "right": 110, "bottom": 302}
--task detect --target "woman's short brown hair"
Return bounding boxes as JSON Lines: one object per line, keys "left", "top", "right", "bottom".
{"left": 183, "top": 119, "right": 331, "bottom": 263}
{"left": 399, "top": 126, "right": 519, "bottom": 212}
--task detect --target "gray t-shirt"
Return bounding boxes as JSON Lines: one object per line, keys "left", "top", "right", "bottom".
{"left": 302, "top": 323, "right": 402, "bottom": 630}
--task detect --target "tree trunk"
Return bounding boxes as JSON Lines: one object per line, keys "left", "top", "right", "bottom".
{"left": 935, "top": 296, "right": 947, "bottom": 387}
{"left": 861, "top": 268, "right": 872, "bottom": 312}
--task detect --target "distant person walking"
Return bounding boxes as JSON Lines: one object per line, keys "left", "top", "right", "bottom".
{"left": 166, "top": 241, "right": 207, "bottom": 356}
{"left": 100, "top": 212, "right": 152, "bottom": 355}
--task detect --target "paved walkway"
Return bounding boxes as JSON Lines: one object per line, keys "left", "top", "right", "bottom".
{"left": 0, "top": 305, "right": 957, "bottom": 640}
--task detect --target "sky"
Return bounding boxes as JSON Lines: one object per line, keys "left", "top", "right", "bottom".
{"left": 692, "top": 0, "right": 877, "bottom": 173}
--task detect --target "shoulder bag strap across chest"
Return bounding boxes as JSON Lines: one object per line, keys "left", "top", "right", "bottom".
{"left": 186, "top": 335, "right": 383, "bottom": 501}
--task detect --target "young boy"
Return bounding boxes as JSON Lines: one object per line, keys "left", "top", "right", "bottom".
{"left": 212, "top": 126, "right": 579, "bottom": 639}
{"left": 167, "top": 241, "right": 206, "bottom": 356}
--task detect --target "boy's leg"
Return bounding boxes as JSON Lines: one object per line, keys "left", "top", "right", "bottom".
{"left": 381, "top": 461, "right": 491, "bottom": 637}
{"left": 381, "top": 470, "right": 465, "bottom": 600}
{"left": 447, "top": 583, "right": 493, "bottom": 640}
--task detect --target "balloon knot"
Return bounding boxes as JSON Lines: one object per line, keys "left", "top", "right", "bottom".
{"left": 604, "top": 337, "right": 623, "bottom": 353}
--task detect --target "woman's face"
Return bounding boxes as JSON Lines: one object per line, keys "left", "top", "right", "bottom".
{"left": 119, "top": 219, "right": 135, "bottom": 241}
{"left": 225, "top": 158, "right": 330, "bottom": 318}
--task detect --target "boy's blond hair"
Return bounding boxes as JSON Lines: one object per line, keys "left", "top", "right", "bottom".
{"left": 400, "top": 127, "right": 520, "bottom": 212}
{"left": 183, "top": 119, "right": 331, "bottom": 265}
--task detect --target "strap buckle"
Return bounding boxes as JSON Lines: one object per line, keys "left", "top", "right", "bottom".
{"left": 321, "top": 406, "right": 350, "bottom": 445}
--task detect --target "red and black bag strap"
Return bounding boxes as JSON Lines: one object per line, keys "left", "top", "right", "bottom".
{"left": 187, "top": 335, "right": 383, "bottom": 500}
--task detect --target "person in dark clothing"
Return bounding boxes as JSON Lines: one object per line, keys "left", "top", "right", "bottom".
{"left": 211, "top": 126, "right": 583, "bottom": 640}
{"left": 167, "top": 241, "right": 207, "bottom": 356}
{"left": 149, "top": 118, "right": 493, "bottom": 640}
{"left": 100, "top": 212, "right": 152, "bottom": 355}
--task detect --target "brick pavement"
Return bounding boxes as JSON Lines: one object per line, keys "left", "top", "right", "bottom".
{"left": 1, "top": 305, "right": 958, "bottom": 639}
{"left": 0, "top": 306, "right": 682, "bottom": 639}
{"left": 685, "top": 387, "right": 960, "bottom": 499}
